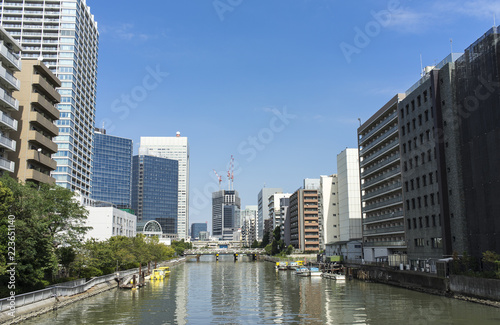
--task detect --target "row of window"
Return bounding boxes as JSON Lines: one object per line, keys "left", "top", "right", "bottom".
{"left": 400, "top": 88, "right": 431, "bottom": 119}
{"left": 408, "top": 214, "right": 441, "bottom": 230}
{"left": 414, "top": 237, "right": 442, "bottom": 248}
{"left": 405, "top": 171, "right": 438, "bottom": 192}
{"left": 405, "top": 192, "right": 440, "bottom": 210}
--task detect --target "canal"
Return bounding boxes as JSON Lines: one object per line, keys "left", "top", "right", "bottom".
{"left": 24, "top": 256, "right": 500, "bottom": 324}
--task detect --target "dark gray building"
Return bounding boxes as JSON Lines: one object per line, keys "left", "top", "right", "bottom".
{"left": 191, "top": 222, "right": 208, "bottom": 240}
{"left": 400, "top": 26, "right": 500, "bottom": 268}
{"left": 212, "top": 190, "right": 241, "bottom": 240}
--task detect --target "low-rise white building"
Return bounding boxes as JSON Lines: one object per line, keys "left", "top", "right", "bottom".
{"left": 85, "top": 206, "right": 137, "bottom": 241}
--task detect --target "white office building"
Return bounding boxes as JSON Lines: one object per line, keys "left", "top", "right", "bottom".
{"left": 85, "top": 206, "right": 137, "bottom": 241}
{"left": 0, "top": 0, "right": 99, "bottom": 201}
{"left": 139, "top": 133, "right": 190, "bottom": 239}
{"left": 337, "top": 148, "right": 362, "bottom": 241}
{"left": 319, "top": 174, "right": 339, "bottom": 248}
{"left": 268, "top": 193, "right": 290, "bottom": 230}
{"left": 257, "top": 187, "right": 282, "bottom": 240}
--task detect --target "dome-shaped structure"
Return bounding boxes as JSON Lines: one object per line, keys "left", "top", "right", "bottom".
{"left": 137, "top": 220, "right": 163, "bottom": 237}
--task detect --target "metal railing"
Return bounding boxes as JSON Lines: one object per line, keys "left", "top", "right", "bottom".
{"left": 0, "top": 258, "right": 185, "bottom": 312}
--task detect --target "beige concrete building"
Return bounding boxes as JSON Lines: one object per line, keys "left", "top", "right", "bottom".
{"left": 12, "top": 59, "right": 60, "bottom": 184}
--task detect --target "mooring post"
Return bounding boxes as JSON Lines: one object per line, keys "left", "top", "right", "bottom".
{"left": 133, "top": 274, "right": 136, "bottom": 288}
{"left": 234, "top": 253, "right": 238, "bottom": 262}
{"left": 216, "top": 253, "right": 219, "bottom": 262}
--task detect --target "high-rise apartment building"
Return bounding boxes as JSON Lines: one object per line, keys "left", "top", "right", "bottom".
{"left": 91, "top": 128, "right": 133, "bottom": 209}
{"left": 337, "top": 148, "right": 362, "bottom": 242}
{"left": 139, "top": 133, "right": 189, "bottom": 240}
{"left": 289, "top": 187, "right": 320, "bottom": 252}
{"left": 0, "top": 0, "right": 99, "bottom": 200}
{"left": 268, "top": 193, "right": 290, "bottom": 231}
{"left": 257, "top": 187, "right": 282, "bottom": 240}
{"left": 212, "top": 189, "right": 241, "bottom": 241}
{"left": 0, "top": 27, "right": 20, "bottom": 176}
{"left": 241, "top": 205, "right": 257, "bottom": 247}
{"left": 12, "top": 59, "right": 60, "bottom": 184}
{"left": 132, "top": 155, "right": 178, "bottom": 236}
{"left": 358, "top": 94, "right": 407, "bottom": 264}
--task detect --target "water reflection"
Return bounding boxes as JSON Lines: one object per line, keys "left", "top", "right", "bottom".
{"left": 22, "top": 258, "right": 500, "bottom": 325}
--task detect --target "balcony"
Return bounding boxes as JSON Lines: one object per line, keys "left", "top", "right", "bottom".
{"left": 363, "top": 241, "right": 406, "bottom": 248}
{"left": 25, "top": 169, "right": 56, "bottom": 185}
{"left": 361, "top": 166, "right": 401, "bottom": 190}
{"left": 362, "top": 181, "right": 402, "bottom": 201}
{"left": 30, "top": 111, "right": 58, "bottom": 136}
{"left": 0, "top": 41, "right": 21, "bottom": 71}
{"left": 27, "top": 149, "right": 57, "bottom": 171}
{"left": 32, "top": 93, "right": 59, "bottom": 119}
{"left": 0, "top": 133, "right": 16, "bottom": 151}
{"left": 0, "top": 87, "right": 19, "bottom": 111}
{"left": 363, "top": 210, "right": 405, "bottom": 225}
{"left": 363, "top": 225, "right": 405, "bottom": 236}
{"left": 360, "top": 124, "right": 398, "bottom": 155}
{"left": 360, "top": 137, "right": 400, "bottom": 167}
{"left": 363, "top": 195, "right": 403, "bottom": 213}
{"left": 0, "top": 65, "right": 20, "bottom": 91}
{"left": 0, "top": 110, "right": 18, "bottom": 131}
{"left": 27, "top": 131, "right": 57, "bottom": 153}
{"left": 359, "top": 111, "right": 398, "bottom": 145}
{"left": 361, "top": 153, "right": 400, "bottom": 179}
{"left": 0, "top": 156, "right": 15, "bottom": 173}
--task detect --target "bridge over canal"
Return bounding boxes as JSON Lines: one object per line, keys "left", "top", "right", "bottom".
{"left": 184, "top": 248, "right": 265, "bottom": 261}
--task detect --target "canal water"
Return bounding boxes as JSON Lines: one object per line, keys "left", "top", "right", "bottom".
{"left": 23, "top": 255, "right": 500, "bottom": 324}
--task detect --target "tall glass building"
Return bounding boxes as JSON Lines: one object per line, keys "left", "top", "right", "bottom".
{"left": 132, "top": 155, "right": 178, "bottom": 236}
{"left": 139, "top": 133, "right": 190, "bottom": 240}
{"left": 190, "top": 222, "right": 207, "bottom": 240}
{"left": 91, "top": 129, "right": 132, "bottom": 209}
{"left": 0, "top": 0, "right": 99, "bottom": 200}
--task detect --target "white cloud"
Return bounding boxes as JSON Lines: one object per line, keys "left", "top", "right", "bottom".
{"left": 100, "top": 23, "right": 154, "bottom": 42}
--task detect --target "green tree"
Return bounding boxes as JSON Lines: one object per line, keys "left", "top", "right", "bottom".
{"left": 251, "top": 240, "right": 259, "bottom": 248}
{"left": 260, "top": 231, "right": 270, "bottom": 248}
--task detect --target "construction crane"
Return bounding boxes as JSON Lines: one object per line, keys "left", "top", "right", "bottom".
{"left": 213, "top": 169, "right": 222, "bottom": 190}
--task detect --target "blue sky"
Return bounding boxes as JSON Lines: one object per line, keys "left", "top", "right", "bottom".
{"left": 90, "top": 0, "right": 500, "bottom": 226}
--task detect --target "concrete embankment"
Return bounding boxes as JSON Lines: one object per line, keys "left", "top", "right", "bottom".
{"left": 347, "top": 264, "right": 500, "bottom": 308}
{"left": 0, "top": 258, "right": 185, "bottom": 325}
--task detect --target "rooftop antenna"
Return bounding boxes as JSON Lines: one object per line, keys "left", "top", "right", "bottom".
{"left": 420, "top": 54, "right": 423, "bottom": 77}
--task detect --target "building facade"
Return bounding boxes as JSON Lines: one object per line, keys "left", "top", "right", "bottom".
{"left": 358, "top": 94, "right": 407, "bottom": 264}
{"left": 337, "top": 148, "right": 362, "bottom": 242}
{"left": 1, "top": 0, "right": 99, "bottom": 199}
{"left": 319, "top": 174, "right": 339, "bottom": 248}
{"left": 212, "top": 189, "right": 241, "bottom": 240}
{"left": 84, "top": 206, "right": 137, "bottom": 241}
{"left": 91, "top": 129, "right": 133, "bottom": 209}
{"left": 289, "top": 188, "right": 320, "bottom": 252}
{"left": 191, "top": 222, "right": 207, "bottom": 240}
{"left": 139, "top": 134, "right": 190, "bottom": 240}
{"left": 132, "top": 155, "right": 178, "bottom": 236}
{"left": 257, "top": 187, "right": 282, "bottom": 240}
{"left": 0, "top": 27, "right": 20, "bottom": 176}
{"left": 241, "top": 205, "right": 257, "bottom": 247}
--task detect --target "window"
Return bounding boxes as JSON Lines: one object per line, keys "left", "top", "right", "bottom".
{"left": 423, "top": 90, "right": 428, "bottom": 102}
{"left": 423, "top": 175, "right": 427, "bottom": 186}
{"left": 429, "top": 173, "right": 434, "bottom": 184}
{"left": 417, "top": 95, "right": 421, "bottom": 107}
{"left": 411, "top": 179, "right": 414, "bottom": 190}
{"left": 403, "top": 143, "right": 407, "bottom": 154}
{"left": 416, "top": 177, "right": 420, "bottom": 188}
{"left": 405, "top": 181, "right": 409, "bottom": 192}
{"left": 432, "top": 215, "right": 436, "bottom": 227}
{"left": 419, "top": 217, "right": 423, "bottom": 228}
{"left": 411, "top": 100, "right": 415, "bottom": 111}
{"left": 413, "top": 218, "right": 417, "bottom": 229}
{"left": 425, "top": 110, "right": 429, "bottom": 121}
{"left": 402, "top": 126, "right": 406, "bottom": 136}
{"left": 430, "top": 193, "right": 435, "bottom": 205}
{"left": 425, "top": 216, "right": 429, "bottom": 227}
{"left": 418, "top": 197, "right": 422, "bottom": 208}
{"left": 401, "top": 108, "right": 405, "bottom": 119}
{"left": 415, "top": 238, "right": 425, "bottom": 247}
{"left": 412, "top": 198, "right": 416, "bottom": 210}
{"left": 424, "top": 195, "right": 428, "bottom": 206}
{"left": 408, "top": 220, "right": 411, "bottom": 230}
{"left": 431, "top": 238, "right": 443, "bottom": 248}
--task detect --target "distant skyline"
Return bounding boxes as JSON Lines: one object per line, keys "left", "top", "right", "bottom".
{"left": 89, "top": 0, "right": 500, "bottom": 227}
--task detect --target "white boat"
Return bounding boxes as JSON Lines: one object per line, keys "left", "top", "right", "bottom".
{"left": 333, "top": 273, "right": 346, "bottom": 281}
{"left": 309, "top": 267, "right": 322, "bottom": 277}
